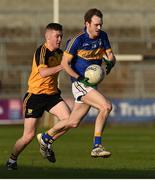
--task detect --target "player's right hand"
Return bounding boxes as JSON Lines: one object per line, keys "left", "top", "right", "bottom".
{"left": 77, "top": 76, "right": 93, "bottom": 87}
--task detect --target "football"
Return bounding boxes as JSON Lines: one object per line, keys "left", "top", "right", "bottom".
{"left": 84, "top": 64, "right": 105, "bottom": 85}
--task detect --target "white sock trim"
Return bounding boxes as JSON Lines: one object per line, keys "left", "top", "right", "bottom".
{"left": 9, "top": 158, "right": 16, "bottom": 163}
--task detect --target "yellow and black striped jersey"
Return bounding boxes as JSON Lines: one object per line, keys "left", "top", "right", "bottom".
{"left": 28, "top": 43, "right": 63, "bottom": 95}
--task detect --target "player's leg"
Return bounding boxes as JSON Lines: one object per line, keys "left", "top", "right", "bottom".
{"left": 6, "top": 118, "right": 38, "bottom": 170}
{"left": 37, "top": 92, "right": 71, "bottom": 162}
{"left": 81, "top": 88, "right": 112, "bottom": 158}
{"left": 37, "top": 101, "right": 90, "bottom": 162}
{"left": 46, "top": 83, "right": 91, "bottom": 134}
{"left": 6, "top": 93, "right": 45, "bottom": 169}
{"left": 37, "top": 100, "right": 70, "bottom": 162}
{"left": 48, "top": 100, "right": 71, "bottom": 138}
{"left": 37, "top": 83, "right": 89, "bottom": 162}
{"left": 41, "top": 102, "right": 90, "bottom": 146}
{"left": 62, "top": 81, "right": 91, "bottom": 128}
{"left": 66, "top": 102, "right": 90, "bottom": 128}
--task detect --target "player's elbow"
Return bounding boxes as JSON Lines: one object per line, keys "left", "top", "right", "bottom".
{"left": 61, "top": 53, "right": 71, "bottom": 68}
{"left": 39, "top": 72, "right": 46, "bottom": 78}
{"left": 61, "top": 59, "right": 66, "bottom": 69}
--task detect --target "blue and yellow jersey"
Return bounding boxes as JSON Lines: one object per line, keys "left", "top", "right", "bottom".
{"left": 64, "top": 29, "right": 112, "bottom": 81}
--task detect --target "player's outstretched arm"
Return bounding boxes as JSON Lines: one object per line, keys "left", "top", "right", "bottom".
{"left": 39, "top": 65, "right": 63, "bottom": 78}
{"left": 61, "top": 53, "right": 79, "bottom": 79}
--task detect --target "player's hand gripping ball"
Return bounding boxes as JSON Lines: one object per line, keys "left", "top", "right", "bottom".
{"left": 84, "top": 64, "right": 105, "bottom": 85}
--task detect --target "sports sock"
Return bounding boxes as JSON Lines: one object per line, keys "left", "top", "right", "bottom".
{"left": 93, "top": 132, "right": 102, "bottom": 148}
{"left": 93, "top": 136, "right": 102, "bottom": 148}
{"left": 9, "top": 153, "right": 17, "bottom": 163}
{"left": 42, "top": 132, "right": 54, "bottom": 144}
{"left": 8, "top": 158, "right": 16, "bottom": 163}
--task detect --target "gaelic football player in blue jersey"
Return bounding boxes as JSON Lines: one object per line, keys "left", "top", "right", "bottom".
{"left": 38, "top": 8, "right": 116, "bottom": 159}
{"left": 61, "top": 8, "right": 116, "bottom": 157}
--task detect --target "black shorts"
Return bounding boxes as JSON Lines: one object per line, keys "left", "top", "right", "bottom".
{"left": 23, "top": 92, "right": 63, "bottom": 118}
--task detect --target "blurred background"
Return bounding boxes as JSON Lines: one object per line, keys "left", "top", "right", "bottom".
{"left": 0, "top": 0, "right": 155, "bottom": 125}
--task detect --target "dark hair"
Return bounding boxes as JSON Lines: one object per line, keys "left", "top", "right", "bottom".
{"left": 46, "top": 23, "right": 63, "bottom": 31}
{"left": 84, "top": 8, "right": 103, "bottom": 23}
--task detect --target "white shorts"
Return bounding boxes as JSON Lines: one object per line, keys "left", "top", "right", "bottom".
{"left": 72, "top": 81, "right": 94, "bottom": 103}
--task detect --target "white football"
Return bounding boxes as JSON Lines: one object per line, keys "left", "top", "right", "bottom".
{"left": 84, "top": 64, "right": 105, "bottom": 85}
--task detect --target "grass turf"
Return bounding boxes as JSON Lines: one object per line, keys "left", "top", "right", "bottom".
{"left": 0, "top": 124, "right": 155, "bottom": 178}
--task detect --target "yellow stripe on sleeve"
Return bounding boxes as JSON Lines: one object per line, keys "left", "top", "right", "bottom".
{"left": 40, "top": 45, "right": 46, "bottom": 65}
{"left": 63, "top": 51, "right": 74, "bottom": 58}
{"left": 66, "top": 32, "right": 84, "bottom": 53}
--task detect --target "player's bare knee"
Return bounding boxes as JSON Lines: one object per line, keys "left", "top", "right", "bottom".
{"left": 68, "top": 121, "right": 79, "bottom": 128}
{"left": 99, "top": 102, "right": 112, "bottom": 114}
{"left": 22, "top": 133, "right": 35, "bottom": 144}
{"left": 107, "top": 102, "right": 112, "bottom": 112}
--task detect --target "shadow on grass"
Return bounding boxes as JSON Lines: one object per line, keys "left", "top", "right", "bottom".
{"left": 0, "top": 166, "right": 155, "bottom": 179}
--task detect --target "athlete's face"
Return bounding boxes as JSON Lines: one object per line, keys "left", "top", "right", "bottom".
{"left": 45, "top": 29, "right": 63, "bottom": 50}
{"left": 86, "top": 15, "right": 103, "bottom": 39}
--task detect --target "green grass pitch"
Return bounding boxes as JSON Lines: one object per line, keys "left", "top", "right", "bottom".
{"left": 0, "top": 124, "right": 155, "bottom": 178}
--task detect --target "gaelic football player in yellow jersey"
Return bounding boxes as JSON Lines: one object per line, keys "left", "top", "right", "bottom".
{"left": 6, "top": 23, "right": 70, "bottom": 170}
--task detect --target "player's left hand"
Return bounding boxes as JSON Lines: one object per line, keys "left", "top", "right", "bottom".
{"left": 103, "top": 58, "right": 115, "bottom": 75}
